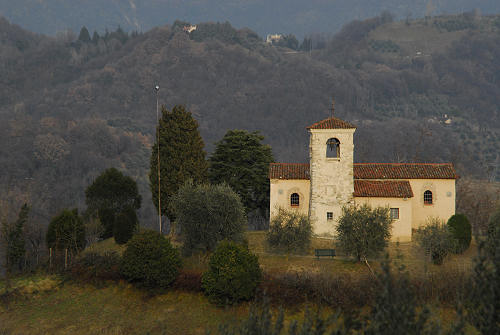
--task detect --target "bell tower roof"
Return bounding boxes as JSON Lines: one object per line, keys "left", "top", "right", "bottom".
{"left": 306, "top": 117, "right": 356, "bottom": 130}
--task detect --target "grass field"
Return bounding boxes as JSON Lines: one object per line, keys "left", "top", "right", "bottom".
{"left": 0, "top": 231, "right": 478, "bottom": 335}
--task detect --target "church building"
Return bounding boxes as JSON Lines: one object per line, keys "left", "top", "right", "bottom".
{"left": 269, "top": 115, "right": 458, "bottom": 241}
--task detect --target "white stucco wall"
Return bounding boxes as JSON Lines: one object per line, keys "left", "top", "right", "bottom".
{"left": 309, "top": 128, "right": 355, "bottom": 236}
{"left": 269, "top": 179, "right": 310, "bottom": 219}
{"left": 408, "top": 179, "right": 456, "bottom": 229}
{"left": 354, "top": 197, "right": 413, "bottom": 242}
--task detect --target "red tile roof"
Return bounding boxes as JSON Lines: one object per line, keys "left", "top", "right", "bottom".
{"left": 269, "top": 163, "right": 310, "bottom": 180}
{"left": 353, "top": 163, "right": 458, "bottom": 180}
{"left": 269, "top": 163, "right": 457, "bottom": 180}
{"left": 354, "top": 180, "right": 413, "bottom": 198}
{"left": 307, "top": 117, "right": 356, "bottom": 130}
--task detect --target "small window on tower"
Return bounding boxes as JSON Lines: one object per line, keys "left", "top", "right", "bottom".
{"left": 326, "top": 138, "right": 340, "bottom": 158}
{"left": 327, "top": 212, "right": 333, "bottom": 220}
{"left": 390, "top": 208, "right": 399, "bottom": 220}
{"left": 290, "top": 193, "right": 300, "bottom": 207}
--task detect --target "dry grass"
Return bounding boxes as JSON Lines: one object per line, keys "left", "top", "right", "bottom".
{"left": 0, "top": 230, "right": 479, "bottom": 334}
{"left": 0, "top": 279, "right": 250, "bottom": 335}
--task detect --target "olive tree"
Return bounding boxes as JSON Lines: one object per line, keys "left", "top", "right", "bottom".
{"left": 336, "top": 204, "right": 392, "bottom": 262}
{"left": 267, "top": 207, "right": 312, "bottom": 257}
{"left": 414, "top": 217, "right": 454, "bottom": 265}
{"left": 170, "top": 181, "right": 246, "bottom": 255}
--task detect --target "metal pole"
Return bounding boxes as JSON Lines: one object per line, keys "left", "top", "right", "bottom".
{"left": 155, "top": 85, "right": 162, "bottom": 234}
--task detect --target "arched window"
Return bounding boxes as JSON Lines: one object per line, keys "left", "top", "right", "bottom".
{"left": 424, "top": 190, "right": 433, "bottom": 205}
{"left": 326, "top": 138, "right": 340, "bottom": 158}
{"left": 290, "top": 193, "right": 300, "bottom": 207}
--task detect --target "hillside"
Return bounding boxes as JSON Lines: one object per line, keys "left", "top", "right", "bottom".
{"left": 1, "top": 0, "right": 500, "bottom": 38}
{"left": 0, "top": 14, "right": 499, "bottom": 226}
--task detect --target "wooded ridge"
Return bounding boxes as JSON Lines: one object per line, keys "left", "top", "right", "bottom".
{"left": 0, "top": 14, "right": 499, "bottom": 226}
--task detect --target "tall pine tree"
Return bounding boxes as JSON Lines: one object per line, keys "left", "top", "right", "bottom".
{"left": 149, "top": 105, "right": 207, "bottom": 225}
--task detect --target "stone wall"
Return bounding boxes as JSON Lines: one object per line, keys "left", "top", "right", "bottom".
{"left": 309, "top": 128, "right": 355, "bottom": 236}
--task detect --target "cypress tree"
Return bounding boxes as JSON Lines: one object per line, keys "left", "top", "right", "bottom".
{"left": 1, "top": 204, "right": 29, "bottom": 272}
{"left": 149, "top": 105, "right": 208, "bottom": 224}
{"left": 78, "top": 26, "right": 91, "bottom": 43}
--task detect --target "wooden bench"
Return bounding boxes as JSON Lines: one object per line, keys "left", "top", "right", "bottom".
{"left": 314, "top": 249, "right": 336, "bottom": 259}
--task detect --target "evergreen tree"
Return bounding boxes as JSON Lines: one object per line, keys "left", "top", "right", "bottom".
{"left": 85, "top": 168, "right": 141, "bottom": 238}
{"left": 149, "top": 105, "right": 208, "bottom": 223}
{"left": 78, "top": 26, "right": 91, "bottom": 43}
{"left": 113, "top": 206, "right": 138, "bottom": 245}
{"left": 92, "top": 31, "right": 100, "bottom": 44}
{"left": 1, "top": 204, "right": 29, "bottom": 272}
{"left": 208, "top": 130, "right": 273, "bottom": 216}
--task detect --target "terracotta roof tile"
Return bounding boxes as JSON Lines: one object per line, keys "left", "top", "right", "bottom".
{"left": 353, "top": 163, "right": 458, "bottom": 179}
{"left": 307, "top": 117, "right": 356, "bottom": 130}
{"left": 269, "top": 163, "right": 458, "bottom": 181}
{"left": 269, "top": 163, "right": 310, "bottom": 180}
{"left": 354, "top": 180, "right": 413, "bottom": 198}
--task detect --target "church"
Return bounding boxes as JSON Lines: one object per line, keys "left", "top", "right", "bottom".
{"left": 269, "top": 113, "right": 458, "bottom": 242}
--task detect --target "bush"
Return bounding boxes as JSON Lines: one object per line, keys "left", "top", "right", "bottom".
{"left": 113, "top": 206, "right": 138, "bottom": 245}
{"left": 447, "top": 214, "right": 471, "bottom": 253}
{"left": 46, "top": 208, "right": 86, "bottom": 252}
{"left": 267, "top": 208, "right": 312, "bottom": 255}
{"left": 414, "top": 218, "right": 454, "bottom": 265}
{"left": 170, "top": 181, "right": 246, "bottom": 255}
{"left": 336, "top": 205, "right": 392, "bottom": 261}
{"left": 202, "top": 241, "right": 261, "bottom": 305}
{"left": 85, "top": 167, "right": 142, "bottom": 238}
{"left": 70, "top": 251, "right": 122, "bottom": 283}
{"left": 120, "top": 230, "right": 181, "bottom": 288}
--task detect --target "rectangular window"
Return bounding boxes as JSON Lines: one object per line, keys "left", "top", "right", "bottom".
{"left": 327, "top": 212, "right": 333, "bottom": 220}
{"left": 390, "top": 208, "right": 399, "bottom": 220}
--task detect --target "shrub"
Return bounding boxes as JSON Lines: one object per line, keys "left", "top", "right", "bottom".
{"left": 414, "top": 218, "right": 454, "bottom": 265}
{"left": 46, "top": 208, "right": 86, "bottom": 252}
{"left": 170, "top": 181, "right": 246, "bottom": 255}
{"left": 336, "top": 205, "right": 392, "bottom": 261}
{"left": 447, "top": 214, "right": 471, "bottom": 253}
{"left": 85, "top": 167, "right": 142, "bottom": 238}
{"left": 202, "top": 241, "right": 261, "bottom": 305}
{"left": 70, "top": 251, "right": 122, "bottom": 283}
{"left": 267, "top": 208, "right": 312, "bottom": 255}
{"left": 113, "top": 206, "right": 138, "bottom": 245}
{"left": 120, "top": 230, "right": 181, "bottom": 288}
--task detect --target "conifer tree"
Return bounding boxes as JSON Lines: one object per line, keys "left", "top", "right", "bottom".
{"left": 208, "top": 130, "right": 273, "bottom": 216}
{"left": 78, "top": 26, "right": 91, "bottom": 43}
{"left": 149, "top": 105, "right": 208, "bottom": 224}
{"left": 1, "top": 204, "right": 29, "bottom": 272}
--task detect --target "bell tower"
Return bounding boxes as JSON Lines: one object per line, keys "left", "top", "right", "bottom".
{"left": 307, "top": 103, "right": 356, "bottom": 235}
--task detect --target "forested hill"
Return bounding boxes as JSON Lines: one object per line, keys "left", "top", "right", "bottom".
{"left": 1, "top": 0, "right": 500, "bottom": 38}
{"left": 1, "top": 14, "right": 499, "bottom": 226}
